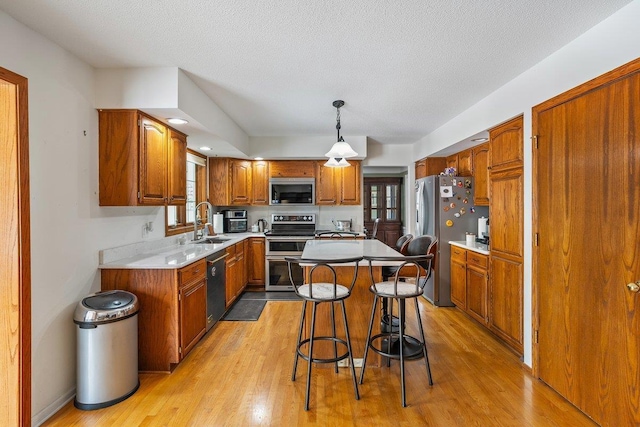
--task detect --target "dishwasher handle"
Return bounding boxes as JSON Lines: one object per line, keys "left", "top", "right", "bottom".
{"left": 208, "top": 253, "right": 229, "bottom": 265}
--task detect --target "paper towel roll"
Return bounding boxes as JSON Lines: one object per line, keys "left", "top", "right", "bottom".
{"left": 213, "top": 213, "right": 224, "bottom": 234}
{"left": 478, "top": 216, "right": 488, "bottom": 236}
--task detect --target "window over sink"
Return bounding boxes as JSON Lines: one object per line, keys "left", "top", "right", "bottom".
{"left": 165, "top": 151, "right": 208, "bottom": 236}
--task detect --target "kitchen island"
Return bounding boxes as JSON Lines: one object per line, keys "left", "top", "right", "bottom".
{"left": 299, "top": 239, "right": 404, "bottom": 367}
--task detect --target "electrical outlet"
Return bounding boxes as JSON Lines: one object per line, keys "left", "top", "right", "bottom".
{"left": 352, "top": 358, "right": 363, "bottom": 368}
{"left": 337, "top": 359, "right": 349, "bottom": 368}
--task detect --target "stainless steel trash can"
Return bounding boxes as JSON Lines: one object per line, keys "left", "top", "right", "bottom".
{"left": 73, "top": 290, "right": 140, "bottom": 410}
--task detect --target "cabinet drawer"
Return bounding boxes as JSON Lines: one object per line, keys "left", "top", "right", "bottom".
{"left": 451, "top": 246, "right": 466, "bottom": 263}
{"left": 178, "top": 259, "right": 206, "bottom": 287}
{"left": 467, "top": 252, "right": 488, "bottom": 269}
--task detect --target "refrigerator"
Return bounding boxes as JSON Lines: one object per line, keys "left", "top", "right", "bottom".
{"left": 415, "top": 175, "right": 489, "bottom": 306}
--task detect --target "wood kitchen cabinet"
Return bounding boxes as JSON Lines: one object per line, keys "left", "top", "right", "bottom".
{"left": 99, "top": 109, "right": 187, "bottom": 206}
{"left": 100, "top": 258, "right": 207, "bottom": 372}
{"left": 225, "top": 242, "right": 247, "bottom": 307}
{"left": 472, "top": 142, "right": 490, "bottom": 206}
{"left": 488, "top": 115, "right": 524, "bottom": 356}
{"left": 449, "top": 244, "right": 490, "bottom": 326}
{"left": 415, "top": 157, "right": 447, "bottom": 180}
{"left": 315, "top": 160, "right": 361, "bottom": 205}
{"left": 251, "top": 161, "right": 269, "bottom": 205}
{"left": 457, "top": 148, "right": 473, "bottom": 176}
{"left": 269, "top": 160, "right": 315, "bottom": 178}
{"left": 247, "top": 237, "right": 266, "bottom": 286}
{"left": 208, "top": 158, "right": 253, "bottom": 206}
{"left": 446, "top": 154, "right": 458, "bottom": 172}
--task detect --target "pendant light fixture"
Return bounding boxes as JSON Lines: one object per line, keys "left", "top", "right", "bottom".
{"left": 324, "top": 100, "right": 357, "bottom": 167}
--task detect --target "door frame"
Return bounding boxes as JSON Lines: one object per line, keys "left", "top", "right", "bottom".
{"left": 0, "top": 66, "right": 31, "bottom": 426}
{"left": 531, "top": 57, "right": 640, "bottom": 377}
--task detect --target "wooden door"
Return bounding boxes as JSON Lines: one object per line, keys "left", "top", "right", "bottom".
{"left": 251, "top": 161, "right": 269, "bottom": 205}
{"left": 139, "top": 116, "right": 168, "bottom": 204}
{"left": 534, "top": 62, "right": 640, "bottom": 426}
{"left": 179, "top": 279, "right": 207, "bottom": 359}
{"left": 339, "top": 160, "right": 361, "bottom": 205}
{"left": 363, "top": 177, "right": 403, "bottom": 247}
{"left": 450, "top": 258, "right": 467, "bottom": 309}
{"left": 457, "top": 149, "right": 473, "bottom": 176}
{"left": 466, "top": 265, "right": 488, "bottom": 325}
{"left": 167, "top": 130, "right": 187, "bottom": 205}
{"left": 315, "top": 161, "right": 338, "bottom": 204}
{"left": 446, "top": 154, "right": 458, "bottom": 172}
{"left": 472, "top": 142, "right": 490, "bottom": 205}
{"left": 247, "top": 238, "right": 266, "bottom": 285}
{"left": 229, "top": 159, "right": 252, "bottom": 205}
{"left": 0, "top": 67, "right": 31, "bottom": 426}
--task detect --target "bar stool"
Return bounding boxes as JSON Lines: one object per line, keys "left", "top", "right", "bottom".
{"left": 286, "top": 256, "right": 362, "bottom": 410}
{"left": 360, "top": 253, "right": 435, "bottom": 407}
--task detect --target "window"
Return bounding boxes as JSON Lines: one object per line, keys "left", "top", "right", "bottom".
{"left": 166, "top": 151, "right": 207, "bottom": 236}
{"left": 363, "top": 177, "right": 403, "bottom": 247}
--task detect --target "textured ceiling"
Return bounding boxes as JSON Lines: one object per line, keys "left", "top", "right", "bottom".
{"left": 0, "top": 0, "right": 632, "bottom": 144}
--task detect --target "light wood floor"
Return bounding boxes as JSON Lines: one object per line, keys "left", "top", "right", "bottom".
{"left": 45, "top": 298, "right": 595, "bottom": 426}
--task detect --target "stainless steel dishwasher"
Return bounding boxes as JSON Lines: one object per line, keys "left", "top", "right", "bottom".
{"left": 206, "top": 250, "right": 228, "bottom": 330}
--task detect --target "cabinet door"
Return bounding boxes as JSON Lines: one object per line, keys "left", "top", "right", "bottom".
{"left": 315, "top": 161, "right": 338, "bottom": 205}
{"left": 236, "top": 242, "right": 246, "bottom": 297}
{"left": 450, "top": 260, "right": 467, "bottom": 309}
{"left": 472, "top": 143, "right": 490, "bottom": 206}
{"left": 489, "top": 253, "right": 523, "bottom": 354}
{"left": 139, "top": 116, "right": 168, "bottom": 204}
{"left": 251, "top": 161, "right": 269, "bottom": 205}
{"left": 446, "top": 154, "right": 458, "bottom": 172}
{"left": 490, "top": 168, "right": 524, "bottom": 258}
{"left": 339, "top": 160, "right": 361, "bottom": 205}
{"left": 269, "top": 160, "right": 315, "bottom": 178}
{"left": 489, "top": 116, "right": 523, "bottom": 171}
{"left": 415, "top": 159, "right": 427, "bottom": 179}
{"left": 425, "top": 157, "right": 447, "bottom": 176}
{"left": 457, "top": 149, "right": 473, "bottom": 176}
{"left": 248, "top": 238, "right": 266, "bottom": 284}
{"left": 230, "top": 160, "right": 252, "bottom": 205}
{"left": 167, "top": 130, "right": 187, "bottom": 205}
{"left": 208, "top": 158, "right": 231, "bottom": 206}
{"left": 466, "top": 265, "right": 488, "bottom": 325}
{"left": 225, "top": 256, "right": 237, "bottom": 308}
{"left": 179, "top": 279, "right": 207, "bottom": 359}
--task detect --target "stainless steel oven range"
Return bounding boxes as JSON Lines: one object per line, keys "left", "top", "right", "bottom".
{"left": 265, "top": 213, "right": 316, "bottom": 291}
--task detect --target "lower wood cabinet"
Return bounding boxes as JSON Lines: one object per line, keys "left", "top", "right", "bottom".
{"left": 247, "top": 237, "right": 266, "bottom": 285}
{"left": 100, "top": 258, "right": 207, "bottom": 372}
{"left": 225, "top": 241, "right": 248, "bottom": 307}
{"left": 449, "top": 245, "right": 489, "bottom": 326}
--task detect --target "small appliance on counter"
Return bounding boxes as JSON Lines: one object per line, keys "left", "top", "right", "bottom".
{"left": 221, "top": 209, "right": 248, "bottom": 233}
{"left": 476, "top": 216, "right": 489, "bottom": 245}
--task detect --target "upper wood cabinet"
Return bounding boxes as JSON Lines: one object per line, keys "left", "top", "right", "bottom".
{"left": 490, "top": 116, "right": 524, "bottom": 171}
{"left": 457, "top": 149, "right": 473, "bottom": 176}
{"left": 446, "top": 154, "right": 458, "bottom": 172}
{"left": 415, "top": 157, "right": 446, "bottom": 179}
{"left": 472, "top": 142, "right": 490, "bottom": 206}
{"left": 251, "top": 161, "right": 269, "bottom": 205}
{"left": 208, "top": 158, "right": 252, "bottom": 206}
{"left": 315, "top": 160, "right": 361, "bottom": 205}
{"left": 167, "top": 130, "right": 187, "bottom": 205}
{"left": 269, "top": 160, "right": 315, "bottom": 178}
{"left": 99, "top": 110, "right": 187, "bottom": 206}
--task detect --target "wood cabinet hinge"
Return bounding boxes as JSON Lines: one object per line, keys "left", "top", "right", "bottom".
{"left": 178, "top": 294, "right": 181, "bottom": 301}
{"left": 534, "top": 233, "right": 539, "bottom": 246}
{"left": 531, "top": 135, "right": 539, "bottom": 149}
{"left": 534, "top": 330, "right": 539, "bottom": 344}
{"left": 137, "top": 119, "right": 141, "bottom": 127}
{"left": 178, "top": 346, "right": 182, "bottom": 354}
{"left": 137, "top": 191, "right": 141, "bottom": 199}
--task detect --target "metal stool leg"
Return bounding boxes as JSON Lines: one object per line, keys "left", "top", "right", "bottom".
{"left": 399, "top": 298, "right": 407, "bottom": 407}
{"left": 387, "top": 297, "right": 394, "bottom": 367}
{"left": 359, "top": 294, "right": 379, "bottom": 384}
{"left": 331, "top": 301, "right": 338, "bottom": 373}
{"left": 305, "top": 301, "right": 318, "bottom": 411}
{"left": 292, "top": 300, "right": 308, "bottom": 381}
{"left": 414, "top": 297, "right": 433, "bottom": 385}
{"left": 340, "top": 300, "right": 359, "bottom": 400}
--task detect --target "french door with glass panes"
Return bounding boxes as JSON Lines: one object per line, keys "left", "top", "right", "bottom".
{"left": 363, "top": 177, "right": 403, "bottom": 247}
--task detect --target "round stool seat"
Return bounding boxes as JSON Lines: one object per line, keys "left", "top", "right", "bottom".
{"left": 298, "top": 283, "right": 350, "bottom": 300}
{"left": 372, "top": 282, "right": 423, "bottom": 298}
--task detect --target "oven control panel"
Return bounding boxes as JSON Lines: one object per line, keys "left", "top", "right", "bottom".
{"left": 270, "top": 214, "right": 316, "bottom": 224}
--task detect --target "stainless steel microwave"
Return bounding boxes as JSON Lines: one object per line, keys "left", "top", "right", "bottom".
{"left": 269, "top": 178, "right": 315, "bottom": 205}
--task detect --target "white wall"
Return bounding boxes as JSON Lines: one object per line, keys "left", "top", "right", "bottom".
{"left": 0, "top": 10, "right": 169, "bottom": 425}
{"left": 249, "top": 135, "right": 368, "bottom": 159}
{"left": 410, "top": 0, "right": 640, "bottom": 366}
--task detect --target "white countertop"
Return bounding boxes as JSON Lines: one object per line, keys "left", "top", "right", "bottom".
{"left": 99, "top": 233, "right": 265, "bottom": 269}
{"left": 449, "top": 240, "right": 490, "bottom": 255}
{"left": 301, "top": 239, "right": 404, "bottom": 266}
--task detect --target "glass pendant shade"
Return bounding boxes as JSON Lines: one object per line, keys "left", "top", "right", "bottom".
{"left": 324, "top": 157, "right": 351, "bottom": 168}
{"left": 325, "top": 140, "right": 358, "bottom": 158}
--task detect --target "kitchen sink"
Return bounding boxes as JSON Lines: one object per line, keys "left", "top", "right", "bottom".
{"left": 194, "top": 237, "right": 231, "bottom": 244}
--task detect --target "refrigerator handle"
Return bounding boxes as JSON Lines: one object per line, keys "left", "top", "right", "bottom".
{"left": 416, "top": 181, "right": 425, "bottom": 235}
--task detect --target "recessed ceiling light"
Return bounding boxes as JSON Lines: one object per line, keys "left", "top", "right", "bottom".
{"left": 254, "top": 157, "right": 264, "bottom": 160}
{"left": 471, "top": 137, "right": 488, "bottom": 142}
{"left": 200, "top": 146, "right": 212, "bottom": 151}
{"left": 167, "top": 118, "right": 188, "bottom": 125}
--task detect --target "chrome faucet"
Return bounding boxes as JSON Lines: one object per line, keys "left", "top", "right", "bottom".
{"left": 193, "top": 201, "right": 214, "bottom": 241}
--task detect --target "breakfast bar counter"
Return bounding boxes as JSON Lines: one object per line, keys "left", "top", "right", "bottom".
{"left": 300, "top": 239, "right": 404, "bottom": 367}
